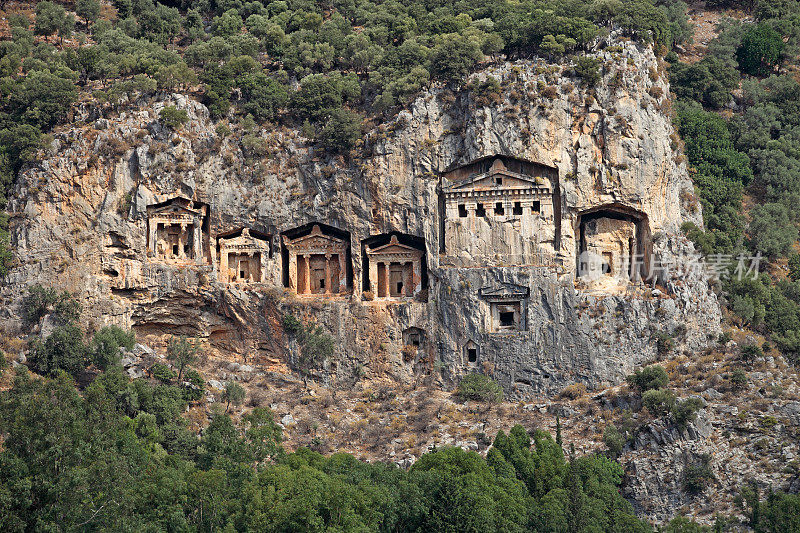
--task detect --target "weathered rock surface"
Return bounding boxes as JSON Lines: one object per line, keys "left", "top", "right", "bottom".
{"left": 2, "top": 41, "right": 720, "bottom": 396}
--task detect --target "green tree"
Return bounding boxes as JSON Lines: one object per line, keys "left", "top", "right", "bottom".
{"left": 603, "top": 424, "right": 625, "bottom": 458}
{"left": 213, "top": 9, "right": 244, "bottom": 38}
{"left": 76, "top": 0, "right": 101, "bottom": 28}
{"left": 29, "top": 325, "right": 88, "bottom": 378}
{"left": 456, "top": 373, "right": 504, "bottom": 402}
{"left": 90, "top": 325, "right": 135, "bottom": 370}
{"left": 166, "top": 335, "right": 198, "bottom": 381}
{"left": 642, "top": 388, "right": 676, "bottom": 415}
{"left": 240, "top": 72, "right": 289, "bottom": 121}
{"left": 736, "top": 23, "right": 784, "bottom": 76}
{"left": 430, "top": 35, "right": 482, "bottom": 84}
{"left": 159, "top": 105, "right": 189, "bottom": 130}
{"left": 748, "top": 203, "right": 798, "bottom": 257}
{"left": 222, "top": 381, "right": 246, "bottom": 412}
{"left": 317, "top": 107, "right": 361, "bottom": 153}
{"left": 34, "top": 1, "right": 75, "bottom": 42}
{"left": 626, "top": 364, "right": 669, "bottom": 391}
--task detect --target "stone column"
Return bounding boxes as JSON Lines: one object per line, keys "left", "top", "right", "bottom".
{"left": 194, "top": 224, "right": 202, "bottom": 263}
{"left": 302, "top": 254, "right": 311, "bottom": 294}
{"left": 220, "top": 245, "right": 229, "bottom": 282}
{"left": 377, "top": 262, "right": 387, "bottom": 298}
{"left": 412, "top": 257, "right": 422, "bottom": 296}
{"left": 324, "top": 254, "right": 331, "bottom": 294}
{"left": 149, "top": 221, "right": 159, "bottom": 255}
{"left": 287, "top": 248, "right": 297, "bottom": 291}
{"left": 404, "top": 261, "right": 413, "bottom": 297}
{"left": 338, "top": 252, "right": 347, "bottom": 291}
{"left": 368, "top": 256, "right": 378, "bottom": 295}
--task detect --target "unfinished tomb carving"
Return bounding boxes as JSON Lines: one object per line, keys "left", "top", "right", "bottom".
{"left": 282, "top": 224, "right": 351, "bottom": 295}
{"left": 479, "top": 283, "right": 529, "bottom": 333}
{"left": 441, "top": 156, "right": 557, "bottom": 265}
{"left": 147, "top": 196, "right": 209, "bottom": 264}
{"left": 217, "top": 228, "right": 271, "bottom": 284}
{"left": 576, "top": 205, "right": 651, "bottom": 281}
{"left": 362, "top": 233, "right": 426, "bottom": 299}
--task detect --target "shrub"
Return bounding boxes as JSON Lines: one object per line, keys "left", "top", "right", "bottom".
{"left": 684, "top": 454, "right": 714, "bottom": 494}
{"left": 151, "top": 362, "right": 177, "bottom": 383}
{"left": 90, "top": 326, "right": 135, "bottom": 370}
{"left": 159, "top": 106, "right": 189, "bottom": 130}
{"left": 559, "top": 382, "right": 587, "bottom": 400}
{"left": 22, "top": 285, "right": 81, "bottom": 325}
{"left": 627, "top": 365, "right": 669, "bottom": 392}
{"left": 456, "top": 373, "right": 504, "bottom": 403}
{"left": 183, "top": 368, "right": 205, "bottom": 402}
{"left": 29, "top": 325, "right": 88, "bottom": 378}
{"left": 317, "top": 108, "right": 361, "bottom": 154}
{"left": 643, "top": 388, "right": 676, "bottom": 415}
{"left": 574, "top": 56, "right": 601, "bottom": 87}
{"left": 736, "top": 23, "right": 784, "bottom": 77}
{"left": 223, "top": 381, "right": 246, "bottom": 412}
{"left": 730, "top": 368, "right": 748, "bottom": 389}
{"left": 299, "top": 326, "right": 333, "bottom": 371}
{"left": 603, "top": 424, "right": 625, "bottom": 458}
{"left": 672, "top": 397, "right": 705, "bottom": 428}
{"left": 653, "top": 331, "right": 675, "bottom": 356}
{"left": 740, "top": 343, "right": 763, "bottom": 362}
{"left": 282, "top": 314, "right": 303, "bottom": 335}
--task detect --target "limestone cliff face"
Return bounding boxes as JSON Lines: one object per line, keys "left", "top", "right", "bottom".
{"left": 2, "top": 41, "right": 720, "bottom": 396}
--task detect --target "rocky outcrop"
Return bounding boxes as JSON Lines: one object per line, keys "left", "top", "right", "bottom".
{"left": 2, "top": 40, "right": 720, "bottom": 396}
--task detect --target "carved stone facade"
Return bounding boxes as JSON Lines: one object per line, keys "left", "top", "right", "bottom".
{"left": 218, "top": 228, "right": 271, "bottom": 284}
{"left": 441, "top": 156, "right": 557, "bottom": 266}
{"left": 479, "top": 283, "right": 530, "bottom": 333}
{"left": 577, "top": 205, "right": 652, "bottom": 282}
{"left": 364, "top": 235, "right": 425, "bottom": 299}
{"left": 283, "top": 225, "right": 349, "bottom": 296}
{"left": 147, "top": 196, "right": 208, "bottom": 264}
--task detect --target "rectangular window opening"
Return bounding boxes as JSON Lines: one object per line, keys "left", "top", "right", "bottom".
{"left": 476, "top": 204, "right": 486, "bottom": 217}
{"left": 531, "top": 201, "right": 541, "bottom": 213}
{"left": 495, "top": 202, "right": 504, "bottom": 215}
{"left": 513, "top": 202, "right": 523, "bottom": 215}
{"left": 499, "top": 311, "right": 515, "bottom": 327}
{"left": 458, "top": 204, "right": 468, "bottom": 217}
{"left": 467, "top": 348, "right": 477, "bottom": 363}
{"left": 495, "top": 176, "right": 503, "bottom": 186}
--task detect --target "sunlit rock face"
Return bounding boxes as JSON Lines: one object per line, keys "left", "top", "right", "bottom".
{"left": 2, "top": 40, "right": 720, "bottom": 397}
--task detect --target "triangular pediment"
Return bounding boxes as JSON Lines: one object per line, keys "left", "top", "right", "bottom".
{"left": 368, "top": 236, "right": 422, "bottom": 255}
{"left": 221, "top": 235, "right": 269, "bottom": 248}
{"left": 479, "top": 283, "right": 530, "bottom": 300}
{"left": 447, "top": 170, "right": 546, "bottom": 192}
{"left": 295, "top": 234, "right": 343, "bottom": 246}
{"left": 150, "top": 203, "right": 201, "bottom": 216}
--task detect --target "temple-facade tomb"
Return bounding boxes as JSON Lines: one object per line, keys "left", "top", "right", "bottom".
{"left": 146, "top": 196, "right": 209, "bottom": 264}
{"left": 440, "top": 156, "right": 558, "bottom": 264}
{"left": 217, "top": 228, "right": 271, "bottom": 284}
{"left": 363, "top": 234, "right": 426, "bottom": 299}
{"left": 282, "top": 224, "right": 351, "bottom": 296}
